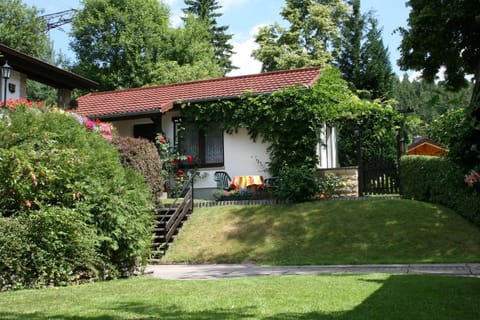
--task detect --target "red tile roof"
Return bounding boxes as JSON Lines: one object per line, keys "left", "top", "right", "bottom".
{"left": 76, "top": 67, "right": 321, "bottom": 118}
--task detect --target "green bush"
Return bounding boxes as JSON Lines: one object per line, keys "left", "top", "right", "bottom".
{"left": 112, "top": 136, "right": 163, "bottom": 204}
{"left": 400, "top": 156, "right": 480, "bottom": 226}
{"left": 0, "top": 103, "right": 154, "bottom": 288}
{"left": 274, "top": 165, "right": 319, "bottom": 203}
{"left": 0, "top": 208, "right": 97, "bottom": 290}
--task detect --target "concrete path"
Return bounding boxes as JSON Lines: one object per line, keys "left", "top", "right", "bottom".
{"left": 145, "top": 263, "right": 480, "bottom": 280}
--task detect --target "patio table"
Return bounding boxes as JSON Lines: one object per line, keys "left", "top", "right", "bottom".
{"left": 229, "top": 175, "right": 264, "bottom": 190}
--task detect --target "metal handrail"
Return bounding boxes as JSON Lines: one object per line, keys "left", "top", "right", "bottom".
{"left": 158, "top": 170, "right": 195, "bottom": 224}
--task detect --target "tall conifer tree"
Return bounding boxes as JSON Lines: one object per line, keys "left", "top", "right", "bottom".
{"left": 336, "top": 0, "right": 393, "bottom": 100}
{"left": 183, "top": 0, "right": 235, "bottom": 75}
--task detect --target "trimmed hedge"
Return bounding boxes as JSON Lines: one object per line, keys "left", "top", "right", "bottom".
{"left": 112, "top": 136, "right": 163, "bottom": 204}
{"left": 400, "top": 156, "right": 480, "bottom": 227}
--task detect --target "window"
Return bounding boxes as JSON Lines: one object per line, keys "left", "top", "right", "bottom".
{"left": 133, "top": 123, "right": 155, "bottom": 141}
{"left": 174, "top": 119, "right": 224, "bottom": 167}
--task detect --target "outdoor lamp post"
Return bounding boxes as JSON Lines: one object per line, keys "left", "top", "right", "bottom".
{"left": 2, "top": 61, "right": 12, "bottom": 108}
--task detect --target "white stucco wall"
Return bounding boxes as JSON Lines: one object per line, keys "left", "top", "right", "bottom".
{"left": 194, "top": 128, "right": 271, "bottom": 189}
{"left": 109, "top": 114, "right": 337, "bottom": 191}
{"left": 1, "top": 70, "right": 22, "bottom": 101}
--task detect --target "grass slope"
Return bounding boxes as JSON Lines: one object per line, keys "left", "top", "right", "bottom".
{"left": 1, "top": 275, "right": 479, "bottom": 319}
{"left": 163, "top": 199, "right": 480, "bottom": 264}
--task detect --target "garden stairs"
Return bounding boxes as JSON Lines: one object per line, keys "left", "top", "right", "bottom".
{"left": 149, "top": 187, "right": 194, "bottom": 264}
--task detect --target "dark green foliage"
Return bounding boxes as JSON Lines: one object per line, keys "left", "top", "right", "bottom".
{"left": 427, "top": 108, "right": 470, "bottom": 154}
{"left": 400, "top": 156, "right": 480, "bottom": 227}
{"left": 183, "top": 0, "right": 235, "bottom": 74}
{"left": 274, "top": 166, "right": 319, "bottom": 203}
{"left": 336, "top": 0, "right": 362, "bottom": 90}
{"left": 399, "top": 0, "right": 480, "bottom": 169}
{"left": 333, "top": 96, "right": 400, "bottom": 166}
{"left": 392, "top": 77, "right": 472, "bottom": 138}
{"left": 336, "top": 1, "right": 394, "bottom": 100}
{"left": 71, "top": 0, "right": 170, "bottom": 91}
{"left": 0, "top": 208, "right": 96, "bottom": 290}
{"left": 399, "top": 0, "right": 479, "bottom": 92}
{"left": 71, "top": 0, "right": 222, "bottom": 91}
{"left": 356, "top": 17, "right": 394, "bottom": 100}
{"left": 0, "top": 104, "right": 154, "bottom": 288}
{"left": 112, "top": 136, "right": 163, "bottom": 204}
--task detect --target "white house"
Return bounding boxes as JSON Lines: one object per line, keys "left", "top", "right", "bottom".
{"left": 76, "top": 67, "right": 338, "bottom": 198}
{"left": 0, "top": 43, "right": 97, "bottom": 107}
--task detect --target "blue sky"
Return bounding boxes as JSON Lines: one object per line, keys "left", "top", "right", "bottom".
{"left": 24, "top": 0, "right": 410, "bottom": 76}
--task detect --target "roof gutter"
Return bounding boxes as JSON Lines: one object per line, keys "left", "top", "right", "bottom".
{"left": 86, "top": 108, "right": 163, "bottom": 121}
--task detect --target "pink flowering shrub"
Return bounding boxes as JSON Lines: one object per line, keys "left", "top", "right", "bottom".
{"left": 69, "top": 113, "right": 114, "bottom": 141}
{"left": 465, "top": 170, "right": 480, "bottom": 188}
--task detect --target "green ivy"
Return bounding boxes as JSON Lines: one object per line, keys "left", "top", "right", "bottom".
{"left": 180, "top": 67, "right": 398, "bottom": 201}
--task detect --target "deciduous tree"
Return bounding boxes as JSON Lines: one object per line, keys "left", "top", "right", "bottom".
{"left": 252, "top": 0, "right": 348, "bottom": 72}
{"left": 398, "top": 0, "right": 480, "bottom": 168}
{"left": 0, "top": 0, "right": 51, "bottom": 58}
{"left": 71, "top": 0, "right": 221, "bottom": 91}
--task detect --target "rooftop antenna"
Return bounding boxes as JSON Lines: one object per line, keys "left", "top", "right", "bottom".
{"left": 41, "top": 9, "right": 77, "bottom": 32}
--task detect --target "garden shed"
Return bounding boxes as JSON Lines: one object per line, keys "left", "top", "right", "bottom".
{"left": 407, "top": 138, "right": 447, "bottom": 157}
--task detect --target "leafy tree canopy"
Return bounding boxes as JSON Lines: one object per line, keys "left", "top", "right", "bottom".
{"left": 0, "top": 0, "right": 51, "bottom": 58}
{"left": 71, "top": 0, "right": 222, "bottom": 91}
{"left": 252, "top": 0, "right": 348, "bottom": 72}
{"left": 398, "top": 0, "right": 479, "bottom": 92}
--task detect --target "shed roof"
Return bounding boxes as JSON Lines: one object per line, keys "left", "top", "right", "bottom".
{"left": 76, "top": 67, "right": 321, "bottom": 119}
{"left": 407, "top": 138, "right": 447, "bottom": 157}
{"left": 0, "top": 43, "right": 98, "bottom": 90}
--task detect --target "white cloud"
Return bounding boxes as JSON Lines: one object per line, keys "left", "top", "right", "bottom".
{"left": 227, "top": 37, "right": 262, "bottom": 77}
{"left": 219, "top": 0, "right": 250, "bottom": 12}
{"left": 227, "top": 24, "right": 265, "bottom": 76}
{"left": 399, "top": 67, "right": 446, "bottom": 83}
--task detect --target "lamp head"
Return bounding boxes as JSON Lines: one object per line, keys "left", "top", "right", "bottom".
{"left": 2, "top": 61, "right": 11, "bottom": 79}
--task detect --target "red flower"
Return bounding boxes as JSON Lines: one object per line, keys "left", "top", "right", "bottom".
{"left": 177, "top": 169, "right": 184, "bottom": 176}
{"left": 186, "top": 155, "right": 194, "bottom": 163}
{"left": 170, "top": 159, "right": 177, "bottom": 164}
{"left": 159, "top": 136, "right": 167, "bottom": 144}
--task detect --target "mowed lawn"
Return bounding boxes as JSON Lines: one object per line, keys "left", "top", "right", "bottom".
{"left": 163, "top": 199, "right": 480, "bottom": 265}
{"left": 1, "top": 275, "right": 479, "bottom": 319}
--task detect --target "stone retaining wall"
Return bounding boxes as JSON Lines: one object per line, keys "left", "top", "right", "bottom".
{"left": 317, "top": 167, "right": 359, "bottom": 198}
